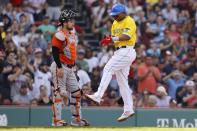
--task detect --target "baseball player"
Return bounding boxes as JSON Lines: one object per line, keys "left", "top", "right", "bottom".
{"left": 86, "top": 3, "right": 137, "bottom": 122}
{"left": 50, "top": 9, "right": 89, "bottom": 126}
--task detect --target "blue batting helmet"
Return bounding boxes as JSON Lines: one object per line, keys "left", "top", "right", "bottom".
{"left": 110, "top": 3, "right": 127, "bottom": 16}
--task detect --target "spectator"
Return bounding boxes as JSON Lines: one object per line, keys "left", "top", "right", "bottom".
{"left": 153, "top": 0, "right": 166, "bottom": 10}
{"left": 32, "top": 29, "right": 48, "bottom": 50}
{"left": 151, "top": 16, "right": 167, "bottom": 44}
{"left": 31, "top": 48, "right": 43, "bottom": 68}
{"left": 2, "top": 14, "right": 12, "bottom": 31}
{"left": 176, "top": 80, "right": 196, "bottom": 107}
{"left": 161, "top": 53, "right": 179, "bottom": 76}
{"left": 167, "top": 23, "right": 180, "bottom": 43}
{"left": 25, "top": 43, "right": 34, "bottom": 63}
{"left": 34, "top": 60, "right": 52, "bottom": 99}
{"left": 137, "top": 53, "right": 161, "bottom": 94}
{"left": 2, "top": 3, "right": 14, "bottom": 20}
{"left": 161, "top": 3, "right": 177, "bottom": 23}
{"left": 12, "top": 28, "right": 28, "bottom": 48}
{"left": 91, "top": 0, "right": 108, "bottom": 28}
{"left": 38, "top": 16, "right": 56, "bottom": 42}
{"left": 90, "top": 67, "right": 101, "bottom": 92}
{"left": 155, "top": 85, "right": 171, "bottom": 108}
{"left": 4, "top": 51, "right": 27, "bottom": 100}
{"left": 169, "top": 98, "right": 177, "bottom": 108}
{"left": 76, "top": 48, "right": 89, "bottom": 72}
{"left": 0, "top": 49, "right": 9, "bottom": 104}
{"left": 190, "top": 72, "right": 197, "bottom": 86}
{"left": 163, "top": 70, "right": 186, "bottom": 99}
{"left": 127, "top": 0, "right": 142, "bottom": 15}
{"left": 25, "top": 25, "right": 38, "bottom": 41}
{"left": 46, "top": 0, "right": 63, "bottom": 20}
{"left": 76, "top": 64, "right": 91, "bottom": 91}
{"left": 172, "top": 36, "right": 188, "bottom": 59}
{"left": 18, "top": 13, "right": 31, "bottom": 33}
{"left": 0, "top": 0, "right": 10, "bottom": 11}
{"left": 147, "top": 94, "right": 157, "bottom": 108}
{"left": 0, "top": 51, "right": 15, "bottom": 101}
{"left": 24, "top": 0, "right": 46, "bottom": 21}
{"left": 85, "top": 48, "right": 99, "bottom": 73}
{"left": 30, "top": 99, "right": 38, "bottom": 107}
{"left": 37, "top": 85, "right": 52, "bottom": 105}
{"left": 137, "top": 90, "right": 150, "bottom": 107}
{"left": 0, "top": 49, "right": 5, "bottom": 73}
{"left": 8, "top": 63, "right": 27, "bottom": 100}
{"left": 92, "top": 18, "right": 112, "bottom": 40}
{"left": 180, "top": 47, "right": 196, "bottom": 77}
{"left": 0, "top": 21, "right": 5, "bottom": 50}
{"left": 146, "top": 43, "right": 161, "bottom": 58}
{"left": 19, "top": 51, "right": 34, "bottom": 74}
{"left": 177, "top": 10, "right": 190, "bottom": 26}
{"left": 159, "top": 31, "right": 173, "bottom": 55}
{"left": 13, "top": 83, "right": 32, "bottom": 105}
{"left": 23, "top": 71, "right": 36, "bottom": 99}
{"left": 10, "top": 19, "right": 20, "bottom": 35}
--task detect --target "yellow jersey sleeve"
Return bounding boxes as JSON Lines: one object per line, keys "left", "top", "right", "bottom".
{"left": 111, "top": 16, "right": 137, "bottom": 47}
{"left": 122, "top": 17, "right": 136, "bottom": 38}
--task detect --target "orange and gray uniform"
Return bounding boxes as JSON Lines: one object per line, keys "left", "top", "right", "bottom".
{"left": 50, "top": 29, "right": 82, "bottom": 126}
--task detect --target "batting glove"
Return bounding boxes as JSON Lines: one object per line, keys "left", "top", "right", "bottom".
{"left": 100, "top": 36, "right": 112, "bottom": 46}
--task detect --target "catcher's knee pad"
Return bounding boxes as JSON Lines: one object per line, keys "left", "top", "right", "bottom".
{"left": 60, "top": 89, "right": 68, "bottom": 98}
{"left": 70, "top": 89, "right": 82, "bottom": 122}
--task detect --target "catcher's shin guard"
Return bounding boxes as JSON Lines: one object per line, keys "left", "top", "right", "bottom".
{"left": 70, "top": 89, "right": 82, "bottom": 123}
{"left": 52, "top": 98, "right": 64, "bottom": 126}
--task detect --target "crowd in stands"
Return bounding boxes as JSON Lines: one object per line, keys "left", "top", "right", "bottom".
{"left": 0, "top": 0, "right": 196, "bottom": 108}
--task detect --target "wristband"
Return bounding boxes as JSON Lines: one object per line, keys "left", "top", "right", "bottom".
{"left": 112, "top": 36, "right": 119, "bottom": 42}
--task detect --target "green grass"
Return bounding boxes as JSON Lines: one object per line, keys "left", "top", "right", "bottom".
{"left": 0, "top": 127, "right": 197, "bottom": 131}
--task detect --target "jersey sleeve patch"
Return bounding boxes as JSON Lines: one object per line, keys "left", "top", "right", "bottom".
{"left": 123, "top": 28, "right": 130, "bottom": 33}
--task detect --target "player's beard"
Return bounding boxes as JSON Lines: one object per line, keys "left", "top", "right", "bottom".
{"left": 67, "top": 26, "right": 73, "bottom": 30}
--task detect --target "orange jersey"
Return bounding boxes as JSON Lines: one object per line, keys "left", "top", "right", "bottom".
{"left": 137, "top": 64, "right": 161, "bottom": 94}
{"left": 52, "top": 29, "right": 77, "bottom": 65}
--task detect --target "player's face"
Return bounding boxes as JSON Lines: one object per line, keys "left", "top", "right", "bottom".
{"left": 65, "top": 19, "right": 75, "bottom": 30}
{"left": 112, "top": 14, "right": 121, "bottom": 21}
{"left": 112, "top": 13, "right": 125, "bottom": 21}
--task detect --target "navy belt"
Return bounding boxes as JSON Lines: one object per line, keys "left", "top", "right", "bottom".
{"left": 67, "top": 64, "right": 75, "bottom": 68}
{"left": 116, "top": 46, "right": 127, "bottom": 50}
{"left": 63, "top": 64, "right": 75, "bottom": 68}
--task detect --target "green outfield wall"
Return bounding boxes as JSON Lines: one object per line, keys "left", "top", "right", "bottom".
{"left": 0, "top": 106, "right": 197, "bottom": 127}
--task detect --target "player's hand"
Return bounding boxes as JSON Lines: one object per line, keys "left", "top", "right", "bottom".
{"left": 57, "top": 68, "right": 64, "bottom": 78}
{"left": 100, "top": 36, "right": 112, "bottom": 46}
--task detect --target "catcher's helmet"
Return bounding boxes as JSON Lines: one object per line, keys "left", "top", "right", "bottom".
{"left": 59, "top": 9, "right": 78, "bottom": 23}
{"left": 110, "top": 3, "right": 127, "bottom": 16}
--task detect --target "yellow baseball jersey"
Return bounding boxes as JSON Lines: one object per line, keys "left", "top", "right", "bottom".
{"left": 111, "top": 16, "right": 136, "bottom": 48}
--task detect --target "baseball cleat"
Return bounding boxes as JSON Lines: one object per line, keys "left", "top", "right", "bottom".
{"left": 117, "top": 111, "right": 135, "bottom": 122}
{"left": 85, "top": 94, "right": 102, "bottom": 105}
{"left": 70, "top": 119, "right": 90, "bottom": 127}
{"left": 52, "top": 120, "right": 68, "bottom": 126}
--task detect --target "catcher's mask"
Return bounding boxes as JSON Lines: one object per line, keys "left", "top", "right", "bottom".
{"left": 58, "top": 9, "right": 79, "bottom": 26}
